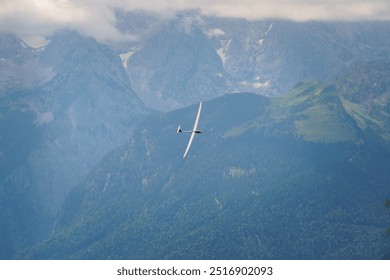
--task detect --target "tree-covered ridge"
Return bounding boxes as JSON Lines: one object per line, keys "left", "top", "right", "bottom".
{"left": 20, "top": 67, "right": 390, "bottom": 259}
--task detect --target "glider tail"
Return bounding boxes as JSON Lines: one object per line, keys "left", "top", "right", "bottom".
{"left": 177, "top": 125, "right": 182, "bottom": 133}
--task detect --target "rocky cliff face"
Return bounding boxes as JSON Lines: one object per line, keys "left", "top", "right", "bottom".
{"left": 115, "top": 12, "right": 390, "bottom": 111}
{"left": 0, "top": 31, "right": 149, "bottom": 258}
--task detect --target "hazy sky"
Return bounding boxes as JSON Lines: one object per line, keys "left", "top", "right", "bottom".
{"left": 1, "top": 0, "right": 390, "bottom": 45}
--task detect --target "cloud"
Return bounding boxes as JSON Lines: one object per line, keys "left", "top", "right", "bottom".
{"left": 91, "top": 0, "right": 390, "bottom": 21}
{"left": 0, "top": 0, "right": 135, "bottom": 45}
{"left": 197, "top": 0, "right": 390, "bottom": 21}
{"left": 1, "top": 0, "right": 390, "bottom": 46}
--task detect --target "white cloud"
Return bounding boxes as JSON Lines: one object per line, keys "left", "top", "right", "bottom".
{"left": 115, "top": 0, "right": 390, "bottom": 21}
{"left": 205, "top": 28, "right": 225, "bottom": 38}
{"left": 1, "top": 0, "right": 390, "bottom": 45}
{"left": 0, "top": 0, "right": 135, "bottom": 45}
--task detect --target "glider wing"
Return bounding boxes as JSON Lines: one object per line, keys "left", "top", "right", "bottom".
{"left": 182, "top": 101, "right": 202, "bottom": 158}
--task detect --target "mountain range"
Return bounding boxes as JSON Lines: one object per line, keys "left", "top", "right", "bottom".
{"left": 1, "top": 10, "right": 390, "bottom": 259}
{"left": 21, "top": 75, "right": 390, "bottom": 259}
{"left": 116, "top": 11, "right": 390, "bottom": 110}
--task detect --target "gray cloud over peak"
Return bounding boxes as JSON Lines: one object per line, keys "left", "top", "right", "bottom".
{"left": 1, "top": 0, "right": 390, "bottom": 46}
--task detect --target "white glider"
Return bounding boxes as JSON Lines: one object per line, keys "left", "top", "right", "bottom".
{"left": 177, "top": 101, "right": 203, "bottom": 158}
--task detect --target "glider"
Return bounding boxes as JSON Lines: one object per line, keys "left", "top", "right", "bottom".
{"left": 177, "top": 100, "right": 203, "bottom": 158}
